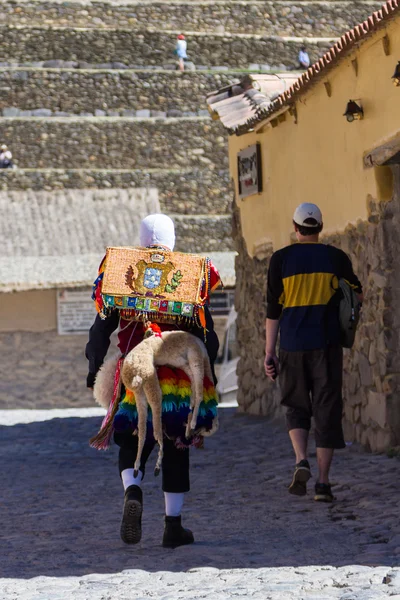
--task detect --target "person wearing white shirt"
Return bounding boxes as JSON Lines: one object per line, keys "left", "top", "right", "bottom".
{"left": 175, "top": 34, "right": 188, "bottom": 72}
{"left": 298, "top": 47, "right": 310, "bottom": 69}
{"left": 0, "top": 144, "right": 13, "bottom": 168}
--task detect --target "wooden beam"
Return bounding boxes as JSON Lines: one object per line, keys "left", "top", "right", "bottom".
{"left": 364, "top": 134, "right": 400, "bottom": 167}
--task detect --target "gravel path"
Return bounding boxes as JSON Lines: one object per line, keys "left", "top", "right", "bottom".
{"left": 0, "top": 407, "right": 399, "bottom": 598}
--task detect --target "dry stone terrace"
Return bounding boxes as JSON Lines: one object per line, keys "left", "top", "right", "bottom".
{"left": 0, "top": 168, "right": 232, "bottom": 214}
{"left": 0, "top": 0, "right": 382, "bottom": 37}
{"left": 0, "top": 0, "right": 380, "bottom": 257}
{"left": 0, "top": 69, "right": 239, "bottom": 116}
{"left": 0, "top": 117, "right": 228, "bottom": 169}
{"left": 0, "top": 27, "right": 335, "bottom": 68}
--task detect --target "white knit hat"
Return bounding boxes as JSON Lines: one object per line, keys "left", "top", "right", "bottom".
{"left": 140, "top": 214, "right": 176, "bottom": 250}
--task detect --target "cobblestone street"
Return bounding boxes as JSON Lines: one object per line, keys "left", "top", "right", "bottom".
{"left": 0, "top": 407, "right": 399, "bottom": 598}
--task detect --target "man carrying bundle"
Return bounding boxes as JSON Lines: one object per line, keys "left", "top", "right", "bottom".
{"left": 86, "top": 214, "right": 221, "bottom": 548}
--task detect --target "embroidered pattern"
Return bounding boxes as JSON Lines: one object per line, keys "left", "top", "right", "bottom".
{"left": 98, "top": 247, "right": 210, "bottom": 327}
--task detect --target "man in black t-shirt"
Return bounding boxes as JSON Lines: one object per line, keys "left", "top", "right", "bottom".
{"left": 265, "top": 203, "right": 363, "bottom": 502}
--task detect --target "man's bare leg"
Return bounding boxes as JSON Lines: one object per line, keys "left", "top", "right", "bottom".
{"left": 289, "top": 428, "right": 309, "bottom": 462}
{"left": 316, "top": 447, "right": 334, "bottom": 485}
{"left": 314, "top": 447, "right": 335, "bottom": 502}
{"left": 288, "top": 428, "right": 311, "bottom": 495}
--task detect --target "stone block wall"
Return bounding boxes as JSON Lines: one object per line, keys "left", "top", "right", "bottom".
{"left": 232, "top": 198, "right": 281, "bottom": 417}
{"left": 323, "top": 169, "right": 400, "bottom": 452}
{"left": 0, "top": 70, "right": 238, "bottom": 116}
{"left": 175, "top": 214, "right": 232, "bottom": 252}
{"left": 0, "top": 118, "right": 228, "bottom": 169}
{"left": 0, "top": 1, "right": 380, "bottom": 37}
{"left": 233, "top": 167, "right": 400, "bottom": 452}
{"left": 0, "top": 169, "right": 232, "bottom": 215}
{"left": 0, "top": 330, "right": 100, "bottom": 409}
{"left": 0, "top": 26, "right": 333, "bottom": 68}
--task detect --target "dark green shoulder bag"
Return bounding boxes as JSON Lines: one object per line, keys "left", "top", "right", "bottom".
{"left": 337, "top": 278, "right": 361, "bottom": 349}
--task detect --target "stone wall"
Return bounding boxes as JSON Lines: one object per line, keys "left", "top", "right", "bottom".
{"left": 322, "top": 168, "right": 400, "bottom": 452}
{"left": 0, "top": 169, "right": 232, "bottom": 215}
{"left": 0, "top": 26, "right": 333, "bottom": 68}
{"left": 175, "top": 215, "right": 232, "bottom": 252}
{"left": 0, "top": 118, "right": 228, "bottom": 169}
{"left": 0, "top": 70, "right": 238, "bottom": 116}
{"left": 233, "top": 167, "right": 400, "bottom": 451}
{"left": 0, "top": 330, "right": 100, "bottom": 409}
{"left": 0, "top": 312, "right": 229, "bottom": 409}
{"left": 0, "top": 1, "right": 379, "bottom": 37}
{"left": 232, "top": 198, "right": 281, "bottom": 417}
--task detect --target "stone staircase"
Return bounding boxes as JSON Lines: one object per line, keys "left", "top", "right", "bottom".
{"left": 0, "top": 0, "right": 380, "bottom": 253}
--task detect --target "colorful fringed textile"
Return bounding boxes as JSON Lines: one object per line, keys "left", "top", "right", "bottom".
{"left": 91, "top": 250, "right": 222, "bottom": 329}
{"left": 89, "top": 356, "right": 123, "bottom": 450}
{"left": 113, "top": 366, "right": 218, "bottom": 448}
{"left": 91, "top": 256, "right": 107, "bottom": 315}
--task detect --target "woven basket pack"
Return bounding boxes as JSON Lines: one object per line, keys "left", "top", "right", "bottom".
{"left": 100, "top": 246, "right": 210, "bottom": 325}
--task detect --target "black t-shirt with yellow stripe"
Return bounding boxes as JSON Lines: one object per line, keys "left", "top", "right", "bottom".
{"left": 267, "top": 243, "right": 362, "bottom": 351}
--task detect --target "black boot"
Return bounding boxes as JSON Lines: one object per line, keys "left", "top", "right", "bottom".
{"left": 162, "top": 515, "right": 194, "bottom": 549}
{"left": 120, "top": 485, "right": 143, "bottom": 544}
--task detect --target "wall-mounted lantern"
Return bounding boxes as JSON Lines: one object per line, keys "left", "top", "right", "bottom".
{"left": 343, "top": 100, "right": 364, "bottom": 122}
{"left": 392, "top": 61, "right": 400, "bottom": 86}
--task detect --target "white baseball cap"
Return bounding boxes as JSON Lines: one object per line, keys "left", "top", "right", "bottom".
{"left": 293, "top": 203, "right": 323, "bottom": 227}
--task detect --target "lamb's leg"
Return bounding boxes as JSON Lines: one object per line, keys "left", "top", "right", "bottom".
{"left": 204, "top": 355, "right": 214, "bottom": 383}
{"left": 198, "top": 354, "right": 218, "bottom": 437}
{"left": 201, "top": 415, "right": 219, "bottom": 436}
{"left": 143, "top": 373, "right": 164, "bottom": 477}
{"left": 189, "top": 366, "right": 204, "bottom": 432}
{"left": 185, "top": 351, "right": 204, "bottom": 438}
{"left": 133, "top": 387, "right": 148, "bottom": 478}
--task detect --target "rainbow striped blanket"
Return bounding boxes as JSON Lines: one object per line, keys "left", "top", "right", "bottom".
{"left": 113, "top": 366, "right": 218, "bottom": 448}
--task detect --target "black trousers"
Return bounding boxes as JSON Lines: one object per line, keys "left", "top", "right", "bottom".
{"left": 114, "top": 431, "right": 190, "bottom": 493}
{"left": 279, "top": 346, "right": 345, "bottom": 449}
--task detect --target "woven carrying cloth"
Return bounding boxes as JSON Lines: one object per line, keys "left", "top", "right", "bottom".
{"left": 114, "top": 365, "right": 218, "bottom": 448}
{"left": 95, "top": 246, "right": 211, "bottom": 327}
{"left": 90, "top": 362, "right": 218, "bottom": 450}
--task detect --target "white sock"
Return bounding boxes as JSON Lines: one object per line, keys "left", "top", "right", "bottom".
{"left": 121, "top": 468, "right": 143, "bottom": 490}
{"left": 164, "top": 492, "right": 185, "bottom": 517}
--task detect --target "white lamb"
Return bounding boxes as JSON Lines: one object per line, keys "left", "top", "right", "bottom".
{"left": 120, "top": 324, "right": 218, "bottom": 477}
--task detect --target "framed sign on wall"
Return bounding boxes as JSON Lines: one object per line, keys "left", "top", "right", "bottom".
{"left": 237, "top": 143, "right": 262, "bottom": 199}
{"left": 57, "top": 288, "right": 97, "bottom": 335}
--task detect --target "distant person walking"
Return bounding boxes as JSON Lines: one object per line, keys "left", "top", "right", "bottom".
{"left": 264, "top": 203, "right": 363, "bottom": 502}
{"left": 0, "top": 144, "right": 13, "bottom": 169}
{"left": 298, "top": 46, "right": 310, "bottom": 69}
{"left": 175, "top": 33, "right": 188, "bottom": 72}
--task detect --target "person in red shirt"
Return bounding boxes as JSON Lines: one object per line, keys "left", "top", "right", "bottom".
{"left": 86, "top": 214, "right": 220, "bottom": 548}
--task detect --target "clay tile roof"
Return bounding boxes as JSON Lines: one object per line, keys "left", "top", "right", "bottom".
{"left": 210, "top": 0, "right": 400, "bottom": 135}
{"left": 206, "top": 73, "right": 299, "bottom": 133}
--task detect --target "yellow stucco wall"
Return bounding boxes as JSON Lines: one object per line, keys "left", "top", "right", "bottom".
{"left": 229, "top": 19, "right": 400, "bottom": 254}
{"left": 0, "top": 290, "right": 57, "bottom": 332}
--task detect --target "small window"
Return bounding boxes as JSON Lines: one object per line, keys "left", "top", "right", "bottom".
{"left": 210, "top": 290, "right": 235, "bottom": 316}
